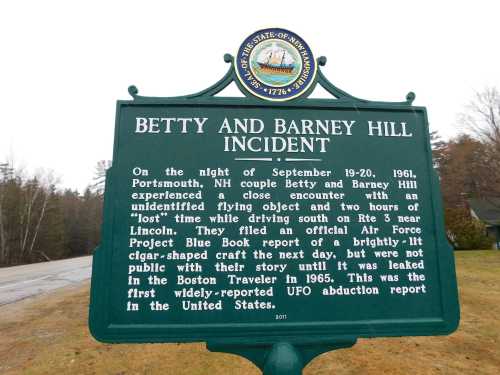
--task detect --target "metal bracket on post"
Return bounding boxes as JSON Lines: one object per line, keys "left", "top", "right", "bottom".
{"left": 207, "top": 338, "right": 357, "bottom": 375}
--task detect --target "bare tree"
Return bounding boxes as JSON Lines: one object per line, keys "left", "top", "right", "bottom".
{"left": 458, "top": 87, "right": 500, "bottom": 199}
{"left": 18, "top": 170, "right": 59, "bottom": 260}
{"left": 90, "top": 160, "right": 112, "bottom": 196}
{"left": 460, "top": 87, "right": 500, "bottom": 148}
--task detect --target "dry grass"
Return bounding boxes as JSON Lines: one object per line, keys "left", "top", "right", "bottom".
{"left": 1, "top": 250, "right": 499, "bottom": 374}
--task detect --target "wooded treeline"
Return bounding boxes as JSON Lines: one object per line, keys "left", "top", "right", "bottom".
{"left": 0, "top": 162, "right": 107, "bottom": 267}
{"left": 433, "top": 87, "right": 500, "bottom": 249}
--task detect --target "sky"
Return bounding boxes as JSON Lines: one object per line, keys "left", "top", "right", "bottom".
{"left": 1, "top": 1, "right": 500, "bottom": 192}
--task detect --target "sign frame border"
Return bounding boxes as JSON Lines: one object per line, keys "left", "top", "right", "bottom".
{"left": 89, "top": 89, "right": 460, "bottom": 343}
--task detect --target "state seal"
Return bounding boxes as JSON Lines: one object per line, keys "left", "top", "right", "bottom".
{"left": 235, "top": 28, "right": 317, "bottom": 101}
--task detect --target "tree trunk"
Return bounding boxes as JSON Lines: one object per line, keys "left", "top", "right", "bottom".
{"left": 27, "top": 191, "right": 48, "bottom": 257}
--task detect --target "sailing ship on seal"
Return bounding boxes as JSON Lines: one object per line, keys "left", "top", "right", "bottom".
{"left": 257, "top": 49, "right": 295, "bottom": 75}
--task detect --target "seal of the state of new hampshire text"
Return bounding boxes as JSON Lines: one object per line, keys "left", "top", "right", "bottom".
{"left": 235, "top": 28, "right": 317, "bottom": 101}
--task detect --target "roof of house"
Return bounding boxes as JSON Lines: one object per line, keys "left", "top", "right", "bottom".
{"left": 469, "top": 197, "right": 500, "bottom": 226}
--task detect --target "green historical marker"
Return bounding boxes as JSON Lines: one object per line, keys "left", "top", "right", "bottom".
{"left": 89, "top": 28, "right": 460, "bottom": 374}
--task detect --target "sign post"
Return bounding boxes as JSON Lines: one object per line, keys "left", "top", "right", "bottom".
{"left": 89, "top": 28, "right": 459, "bottom": 374}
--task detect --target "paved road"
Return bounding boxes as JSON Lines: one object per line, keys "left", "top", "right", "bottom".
{"left": 0, "top": 256, "right": 92, "bottom": 306}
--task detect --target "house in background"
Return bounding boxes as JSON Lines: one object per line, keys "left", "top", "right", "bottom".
{"left": 469, "top": 198, "right": 500, "bottom": 250}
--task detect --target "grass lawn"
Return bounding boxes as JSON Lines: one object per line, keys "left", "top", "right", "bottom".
{"left": 0, "top": 250, "right": 499, "bottom": 374}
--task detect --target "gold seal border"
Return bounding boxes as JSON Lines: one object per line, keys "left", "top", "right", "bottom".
{"left": 235, "top": 35, "right": 317, "bottom": 102}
